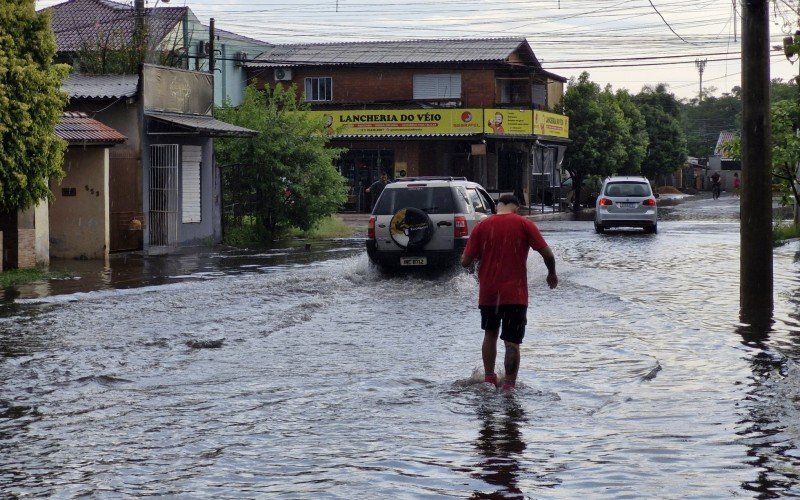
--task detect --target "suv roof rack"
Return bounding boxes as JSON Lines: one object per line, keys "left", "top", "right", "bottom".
{"left": 395, "top": 176, "right": 468, "bottom": 182}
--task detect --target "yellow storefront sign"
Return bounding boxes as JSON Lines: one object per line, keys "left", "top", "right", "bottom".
{"left": 533, "top": 110, "right": 569, "bottom": 139}
{"left": 304, "top": 108, "right": 569, "bottom": 138}
{"left": 310, "top": 109, "right": 484, "bottom": 136}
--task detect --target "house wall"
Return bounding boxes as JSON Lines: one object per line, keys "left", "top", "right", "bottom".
{"left": 50, "top": 147, "right": 110, "bottom": 260}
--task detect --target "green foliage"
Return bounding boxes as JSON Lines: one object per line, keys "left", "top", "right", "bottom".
{"left": 559, "top": 73, "right": 630, "bottom": 211}
{"left": 216, "top": 84, "right": 348, "bottom": 239}
{"left": 680, "top": 93, "right": 741, "bottom": 157}
{"left": 0, "top": 0, "right": 69, "bottom": 212}
{"left": 615, "top": 89, "right": 649, "bottom": 175}
{"left": 0, "top": 266, "right": 70, "bottom": 288}
{"left": 772, "top": 219, "right": 800, "bottom": 247}
{"left": 635, "top": 85, "right": 688, "bottom": 179}
{"left": 287, "top": 215, "right": 355, "bottom": 239}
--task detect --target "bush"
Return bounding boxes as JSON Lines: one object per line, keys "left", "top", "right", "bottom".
{"left": 772, "top": 220, "right": 800, "bottom": 247}
{"left": 288, "top": 215, "right": 354, "bottom": 240}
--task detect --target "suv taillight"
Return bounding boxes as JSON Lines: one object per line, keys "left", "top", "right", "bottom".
{"left": 454, "top": 216, "right": 468, "bottom": 238}
{"left": 367, "top": 216, "right": 376, "bottom": 239}
{"left": 642, "top": 198, "right": 657, "bottom": 206}
{"left": 599, "top": 198, "right": 613, "bottom": 206}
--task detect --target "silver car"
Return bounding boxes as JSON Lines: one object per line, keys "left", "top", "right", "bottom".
{"left": 366, "top": 176, "right": 495, "bottom": 268}
{"left": 594, "top": 176, "right": 659, "bottom": 233}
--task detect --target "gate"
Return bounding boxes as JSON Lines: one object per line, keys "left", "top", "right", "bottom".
{"left": 149, "top": 144, "right": 179, "bottom": 249}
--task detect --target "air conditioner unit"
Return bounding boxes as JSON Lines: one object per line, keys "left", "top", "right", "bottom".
{"left": 274, "top": 68, "right": 293, "bottom": 81}
{"left": 233, "top": 51, "right": 247, "bottom": 67}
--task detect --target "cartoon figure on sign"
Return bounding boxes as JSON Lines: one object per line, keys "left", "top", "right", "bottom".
{"left": 488, "top": 112, "right": 504, "bottom": 134}
{"left": 323, "top": 114, "right": 334, "bottom": 135}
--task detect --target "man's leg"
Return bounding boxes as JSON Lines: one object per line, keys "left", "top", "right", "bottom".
{"left": 482, "top": 329, "right": 499, "bottom": 378}
{"left": 503, "top": 340, "right": 521, "bottom": 386}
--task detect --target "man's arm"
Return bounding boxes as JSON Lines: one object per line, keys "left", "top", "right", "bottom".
{"left": 537, "top": 245, "right": 558, "bottom": 289}
{"left": 461, "top": 252, "right": 475, "bottom": 268}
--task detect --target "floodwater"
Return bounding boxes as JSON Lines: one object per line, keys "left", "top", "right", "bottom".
{"left": 2, "top": 195, "right": 800, "bottom": 498}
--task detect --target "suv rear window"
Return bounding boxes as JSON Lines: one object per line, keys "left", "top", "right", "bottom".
{"left": 604, "top": 182, "right": 651, "bottom": 197}
{"left": 373, "top": 186, "right": 455, "bottom": 215}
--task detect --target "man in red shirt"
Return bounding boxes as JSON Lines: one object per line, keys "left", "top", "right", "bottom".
{"left": 461, "top": 194, "right": 558, "bottom": 392}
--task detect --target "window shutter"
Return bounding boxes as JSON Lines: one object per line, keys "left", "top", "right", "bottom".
{"left": 532, "top": 84, "right": 546, "bottom": 107}
{"left": 181, "top": 145, "right": 202, "bottom": 223}
{"left": 413, "top": 74, "right": 461, "bottom": 99}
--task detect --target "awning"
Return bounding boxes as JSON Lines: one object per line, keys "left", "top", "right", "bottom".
{"left": 145, "top": 111, "right": 258, "bottom": 137}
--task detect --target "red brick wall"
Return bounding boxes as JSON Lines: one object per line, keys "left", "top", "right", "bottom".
{"left": 252, "top": 65, "right": 499, "bottom": 107}
{"left": 17, "top": 229, "right": 36, "bottom": 269}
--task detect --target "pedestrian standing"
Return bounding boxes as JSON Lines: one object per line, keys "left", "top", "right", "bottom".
{"left": 365, "top": 172, "right": 389, "bottom": 210}
{"left": 733, "top": 172, "right": 741, "bottom": 197}
{"left": 460, "top": 194, "right": 558, "bottom": 393}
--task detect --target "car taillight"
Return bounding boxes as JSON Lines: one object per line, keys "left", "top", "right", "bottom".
{"left": 599, "top": 198, "right": 613, "bottom": 206}
{"left": 454, "top": 216, "right": 468, "bottom": 238}
{"left": 367, "top": 216, "right": 376, "bottom": 239}
{"left": 642, "top": 198, "right": 657, "bottom": 206}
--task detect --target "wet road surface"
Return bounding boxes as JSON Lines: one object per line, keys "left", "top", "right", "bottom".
{"left": 2, "top": 194, "right": 800, "bottom": 497}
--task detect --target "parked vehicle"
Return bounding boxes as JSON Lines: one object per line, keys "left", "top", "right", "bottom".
{"left": 594, "top": 176, "right": 659, "bottom": 234}
{"left": 366, "top": 176, "right": 495, "bottom": 268}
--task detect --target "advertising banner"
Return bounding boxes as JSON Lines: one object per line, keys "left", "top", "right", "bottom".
{"left": 309, "top": 109, "right": 484, "bottom": 136}
{"left": 484, "top": 108, "right": 533, "bottom": 136}
{"left": 533, "top": 110, "right": 569, "bottom": 139}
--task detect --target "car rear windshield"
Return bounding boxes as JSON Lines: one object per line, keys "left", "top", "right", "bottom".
{"left": 604, "top": 182, "right": 651, "bottom": 197}
{"left": 373, "top": 186, "right": 455, "bottom": 215}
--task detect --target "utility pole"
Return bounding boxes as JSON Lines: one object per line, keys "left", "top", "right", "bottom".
{"left": 740, "top": 0, "right": 773, "bottom": 327}
{"left": 695, "top": 58, "right": 707, "bottom": 102}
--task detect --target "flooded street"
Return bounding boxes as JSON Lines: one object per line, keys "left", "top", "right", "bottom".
{"left": 2, "top": 195, "right": 800, "bottom": 498}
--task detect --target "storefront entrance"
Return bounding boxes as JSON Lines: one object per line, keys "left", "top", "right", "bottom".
{"left": 338, "top": 149, "right": 394, "bottom": 212}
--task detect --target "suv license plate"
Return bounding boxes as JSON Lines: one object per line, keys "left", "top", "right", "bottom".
{"left": 619, "top": 202, "right": 637, "bottom": 208}
{"left": 400, "top": 257, "right": 427, "bottom": 266}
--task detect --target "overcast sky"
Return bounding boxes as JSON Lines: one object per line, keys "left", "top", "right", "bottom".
{"left": 36, "top": 0, "right": 800, "bottom": 100}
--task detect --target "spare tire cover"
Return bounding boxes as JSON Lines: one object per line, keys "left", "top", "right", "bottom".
{"left": 389, "top": 207, "right": 434, "bottom": 249}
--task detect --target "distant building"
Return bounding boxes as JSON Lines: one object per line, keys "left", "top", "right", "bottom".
{"left": 708, "top": 130, "right": 741, "bottom": 191}
{"left": 244, "top": 37, "right": 570, "bottom": 212}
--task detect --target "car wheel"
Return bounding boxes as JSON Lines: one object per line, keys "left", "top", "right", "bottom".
{"left": 594, "top": 221, "right": 605, "bottom": 233}
{"left": 646, "top": 223, "right": 657, "bottom": 234}
{"left": 389, "top": 207, "right": 434, "bottom": 250}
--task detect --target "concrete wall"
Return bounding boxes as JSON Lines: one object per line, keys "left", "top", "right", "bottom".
{"left": 14, "top": 203, "right": 49, "bottom": 268}
{"left": 50, "top": 147, "right": 110, "bottom": 259}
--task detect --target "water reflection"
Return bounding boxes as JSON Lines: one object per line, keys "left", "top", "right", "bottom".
{"left": 471, "top": 398, "right": 528, "bottom": 498}
{"left": 736, "top": 263, "right": 800, "bottom": 497}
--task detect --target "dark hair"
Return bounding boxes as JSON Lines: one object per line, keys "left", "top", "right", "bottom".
{"left": 498, "top": 194, "right": 520, "bottom": 206}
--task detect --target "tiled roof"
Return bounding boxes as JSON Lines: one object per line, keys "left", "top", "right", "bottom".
{"left": 247, "top": 37, "right": 534, "bottom": 67}
{"left": 63, "top": 73, "right": 139, "bottom": 99}
{"left": 56, "top": 112, "right": 127, "bottom": 144}
{"left": 45, "top": 0, "right": 187, "bottom": 53}
{"left": 714, "top": 130, "right": 737, "bottom": 156}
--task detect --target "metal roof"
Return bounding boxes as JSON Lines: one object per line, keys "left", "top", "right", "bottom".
{"left": 246, "top": 37, "right": 534, "bottom": 67}
{"left": 145, "top": 111, "right": 258, "bottom": 137}
{"left": 63, "top": 74, "right": 139, "bottom": 99}
{"left": 714, "top": 130, "right": 737, "bottom": 156}
{"left": 56, "top": 112, "right": 127, "bottom": 144}
{"left": 45, "top": 0, "right": 187, "bottom": 53}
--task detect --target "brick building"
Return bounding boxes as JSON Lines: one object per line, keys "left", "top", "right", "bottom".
{"left": 245, "top": 37, "right": 570, "bottom": 212}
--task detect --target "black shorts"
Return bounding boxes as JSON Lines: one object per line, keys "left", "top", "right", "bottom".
{"left": 479, "top": 305, "right": 528, "bottom": 344}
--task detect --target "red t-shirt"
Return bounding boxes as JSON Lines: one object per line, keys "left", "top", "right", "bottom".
{"left": 463, "top": 213, "right": 548, "bottom": 306}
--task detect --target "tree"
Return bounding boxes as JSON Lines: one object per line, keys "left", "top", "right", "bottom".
{"left": 0, "top": 0, "right": 69, "bottom": 213}
{"left": 215, "top": 84, "right": 348, "bottom": 237}
{"left": 615, "top": 89, "right": 649, "bottom": 175}
{"left": 724, "top": 99, "right": 800, "bottom": 224}
{"left": 559, "top": 73, "right": 629, "bottom": 211}
{"left": 636, "top": 84, "right": 688, "bottom": 181}
{"left": 680, "top": 91, "right": 741, "bottom": 158}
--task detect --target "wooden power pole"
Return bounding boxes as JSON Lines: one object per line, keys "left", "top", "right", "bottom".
{"left": 740, "top": 0, "right": 773, "bottom": 326}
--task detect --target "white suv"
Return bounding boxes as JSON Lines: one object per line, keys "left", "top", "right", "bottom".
{"left": 366, "top": 177, "right": 496, "bottom": 268}
{"left": 594, "top": 176, "right": 659, "bottom": 233}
